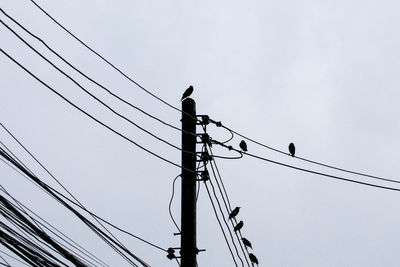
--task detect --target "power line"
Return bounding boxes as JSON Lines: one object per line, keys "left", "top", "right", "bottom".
{"left": 0, "top": 125, "right": 128, "bottom": 265}
{"left": 0, "top": 147, "right": 149, "bottom": 267}
{"left": 0, "top": 148, "right": 138, "bottom": 267}
{"left": 0, "top": 48, "right": 196, "bottom": 173}
{"left": 0, "top": 250, "right": 30, "bottom": 267}
{"left": 0, "top": 18, "right": 198, "bottom": 159}
{"left": 203, "top": 181, "right": 239, "bottom": 267}
{"left": 206, "top": 149, "right": 250, "bottom": 267}
{"left": 215, "top": 122, "right": 400, "bottom": 184}
{"left": 0, "top": 147, "right": 136, "bottom": 266}
{"left": 0, "top": 195, "right": 88, "bottom": 266}
{"left": 213, "top": 140, "right": 400, "bottom": 192}
{"left": 0, "top": 145, "right": 167, "bottom": 254}
{"left": 28, "top": 0, "right": 196, "bottom": 120}
{"left": 0, "top": 185, "right": 109, "bottom": 267}
{"left": 169, "top": 175, "right": 181, "bottom": 233}
{"left": 208, "top": 147, "right": 233, "bottom": 211}
{"left": 206, "top": 172, "right": 247, "bottom": 267}
{"left": 0, "top": 8, "right": 196, "bottom": 138}
{"left": 0, "top": 190, "right": 72, "bottom": 265}
{"left": 0, "top": 254, "right": 10, "bottom": 267}
{"left": 0, "top": 122, "right": 167, "bottom": 253}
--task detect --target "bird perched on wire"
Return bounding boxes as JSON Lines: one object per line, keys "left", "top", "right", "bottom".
{"left": 249, "top": 253, "right": 259, "bottom": 266}
{"left": 241, "top": 237, "right": 252, "bottom": 249}
{"left": 288, "top": 142, "right": 295, "bottom": 157}
{"left": 181, "top": 85, "right": 193, "bottom": 101}
{"left": 228, "top": 207, "right": 240, "bottom": 220}
{"left": 234, "top": 220, "right": 244, "bottom": 232}
{"left": 239, "top": 140, "right": 248, "bottom": 152}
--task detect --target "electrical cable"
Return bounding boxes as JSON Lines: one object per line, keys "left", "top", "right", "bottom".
{"left": 0, "top": 195, "right": 89, "bottom": 266}
{"left": 214, "top": 121, "right": 400, "bottom": 184}
{"left": 206, "top": 151, "right": 250, "bottom": 266}
{"left": 206, "top": 176, "right": 246, "bottom": 267}
{"left": 0, "top": 146, "right": 167, "bottom": 254}
{"left": 0, "top": 148, "right": 149, "bottom": 267}
{"left": 201, "top": 123, "right": 249, "bottom": 265}
{"left": 169, "top": 175, "right": 181, "bottom": 233}
{"left": 196, "top": 161, "right": 202, "bottom": 202}
{"left": 0, "top": 122, "right": 165, "bottom": 253}
{"left": 0, "top": 8, "right": 196, "bottom": 138}
{"left": 0, "top": 161, "right": 165, "bottom": 257}
{"left": 0, "top": 19, "right": 198, "bottom": 160}
{"left": 0, "top": 195, "right": 74, "bottom": 266}
{"left": 204, "top": 149, "right": 249, "bottom": 267}
{"left": 222, "top": 128, "right": 234, "bottom": 144}
{"left": 0, "top": 254, "right": 10, "bottom": 267}
{"left": 0, "top": 48, "right": 199, "bottom": 175}
{"left": 0, "top": 185, "right": 109, "bottom": 267}
{"left": 203, "top": 180, "right": 238, "bottom": 267}
{"left": 0, "top": 141, "right": 34, "bottom": 178}
{"left": 0, "top": 227, "right": 55, "bottom": 267}
{"left": 0, "top": 146, "right": 117, "bottom": 266}
{"left": 0, "top": 216, "right": 71, "bottom": 267}
{"left": 9, "top": 1, "right": 394, "bottom": 185}
{"left": 211, "top": 151, "right": 243, "bottom": 160}
{"left": 0, "top": 137, "right": 121, "bottom": 266}
{"left": 208, "top": 148, "right": 233, "bottom": 211}
{"left": 0, "top": 250, "right": 30, "bottom": 266}
{"left": 208, "top": 149, "right": 255, "bottom": 261}
{"left": 28, "top": 0, "right": 198, "bottom": 122}
{"left": 214, "top": 141, "right": 400, "bottom": 192}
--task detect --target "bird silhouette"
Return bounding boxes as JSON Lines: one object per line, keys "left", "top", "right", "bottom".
{"left": 288, "top": 142, "right": 295, "bottom": 157}
{"left": 249, "top": 253, "right": 259, "bottom": 266}
{"left": 234, "top": 221, "right": 244, "bottom": 232}
{"left": 181, "top": 85, "right": 193, "bottom": 101}
{"left": 241, "top": 237, "right": 252, "bottom": 249}
{"left": 228, "top": 207, "right": 240, "bottom": 220}
{"left": 239, "top": 140, "right": 248, "bottom": 152}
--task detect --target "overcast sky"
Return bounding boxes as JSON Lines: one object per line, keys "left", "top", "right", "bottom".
{"left": 1, "top": 0, "right": 400, "bottom": 266}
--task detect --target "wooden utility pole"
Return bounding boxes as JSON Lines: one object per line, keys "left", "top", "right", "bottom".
{"left": 180, "top": 98, "right": 197, "bottom": 267}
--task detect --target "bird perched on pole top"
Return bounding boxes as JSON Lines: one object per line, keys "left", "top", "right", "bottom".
{"left": 181, "top": 85, "right": 193, "bottom": 101}
{"left": 288, "top": 142, "right": 295, "bottom": 157}
{"left": 239, "top": 140, "right": 248, "bottom": 152}
{"left": 234, "top": 220, "right": 244, "bottom": 232}
{"left": 249, "top": 253, "right": 259, "bottom": 266}
{"left": 241, "top": 237, "right": 252, "bottom": 249}
{"left": 228, "top": 207, "right": 240, "bottom": 220}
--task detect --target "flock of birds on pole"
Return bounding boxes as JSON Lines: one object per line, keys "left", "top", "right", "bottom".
{"left": 181, "top": 86, "right": 297, "bottom": 266}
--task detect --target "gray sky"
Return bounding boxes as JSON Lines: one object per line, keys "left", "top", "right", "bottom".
{"left": 1, "top": 0, "right": 400, "bottom": 266}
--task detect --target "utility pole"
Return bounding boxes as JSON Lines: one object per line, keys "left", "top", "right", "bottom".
{"left": 180, "top": 98, "right": 197, "bottom": 267}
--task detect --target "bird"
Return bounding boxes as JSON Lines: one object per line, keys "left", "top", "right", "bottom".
{"left": 234, "top": 221, "right": 244, "bottom": 232}
{"left": 288, "top": 142, "right": 295, "bottom": 157}
{"left": 239, "top": 140, "right": 248, "bottom": 152}
{"left": 241, "top": 237, "right": 252, "bottom": 249}
{"left": 228, "top": 207, "right": 240, "bottom": 220}
{"left": 181, "top": 85, "right": 193, "bottom": 101}
{"left": 249, "top": 253, "right": 259, "bottom": 266}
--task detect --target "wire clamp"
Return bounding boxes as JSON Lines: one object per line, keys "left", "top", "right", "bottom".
{"left": 198, "top": 151, "right": 212, "bottom": 163}
{"left": 196, "top": 115, "right": 210, "bottom": 125}
{"left": 167, "top": 247, "right": 181, "bottom": 260}
{"left": 197, "top": 170, "right": 210, "bottom": 181}
{"left": 196, "top": 133, "right": 212, "bottom": 146}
